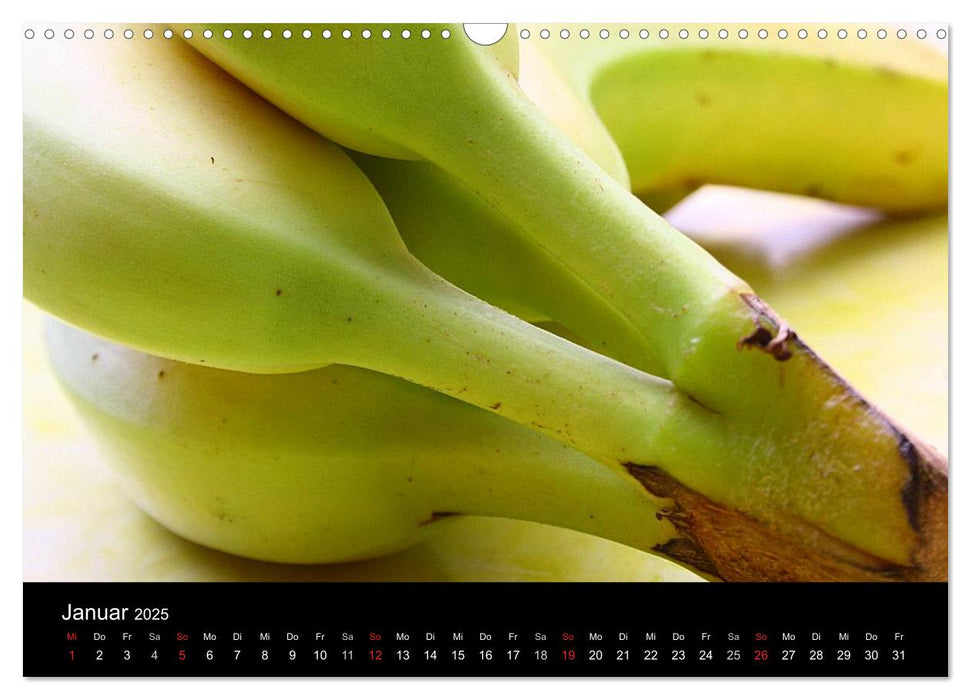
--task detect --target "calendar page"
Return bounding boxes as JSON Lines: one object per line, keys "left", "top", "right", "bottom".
{"left": 22, "top": 21, "right": 948, "bottom": 677}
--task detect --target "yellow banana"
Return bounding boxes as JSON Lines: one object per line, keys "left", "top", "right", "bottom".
{"left": 522, "top": 23, "right": 947, "bottom": 213}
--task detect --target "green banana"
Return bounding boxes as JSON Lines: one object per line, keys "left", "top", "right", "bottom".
{"left": 520, "top": 23, "right": 947, "bottom": 213}
{"left": 24, "top": 28, "right": 946, "bottom": 581}
{"left": 43, "top": 317, "right": 687, "bottom": 569}
{"left": 333, "top": 28, "right": 948, "bottom": 344}
{"left": 24, "top": 303, "right": 697, "bottom": 583}
{"left": 352, "top": 153, "right": 653, "bottom": 369}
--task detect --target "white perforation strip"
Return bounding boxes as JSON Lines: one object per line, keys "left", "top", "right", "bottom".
{"left": 23, "top": 24, "right": 948, "bottom": 42}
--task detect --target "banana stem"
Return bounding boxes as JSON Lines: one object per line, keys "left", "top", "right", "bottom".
{"left": 345, "top": 266, "right": 717, "bottom": 471}
{"left": 339, "top": 265, "right": 945, "bottom": 582}
{"left": 397, "top": 40, "right": 750, "bottom": 383}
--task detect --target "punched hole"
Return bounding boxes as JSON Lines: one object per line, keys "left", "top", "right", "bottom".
{"left": 463, "top": 23, "right": 507, "bottom": 45}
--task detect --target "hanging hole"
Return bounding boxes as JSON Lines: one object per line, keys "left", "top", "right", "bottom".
{"left": 463, "top": 23, "right": 507, "bottom": 46}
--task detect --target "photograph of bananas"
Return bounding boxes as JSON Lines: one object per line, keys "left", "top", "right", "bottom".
{"left": 23, "top": 23, "right": 947, "bottom": 583}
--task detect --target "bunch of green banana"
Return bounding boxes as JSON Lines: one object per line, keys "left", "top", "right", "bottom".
{"left": 24, "top": 24, "right": 947, "bottom": 581}
{"left": 30, "top": 209, "right": 945, "bottom": 582}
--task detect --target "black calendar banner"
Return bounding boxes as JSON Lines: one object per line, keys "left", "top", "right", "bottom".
{"left": 24, "top": 583, "right": 948, "bottom": 677}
